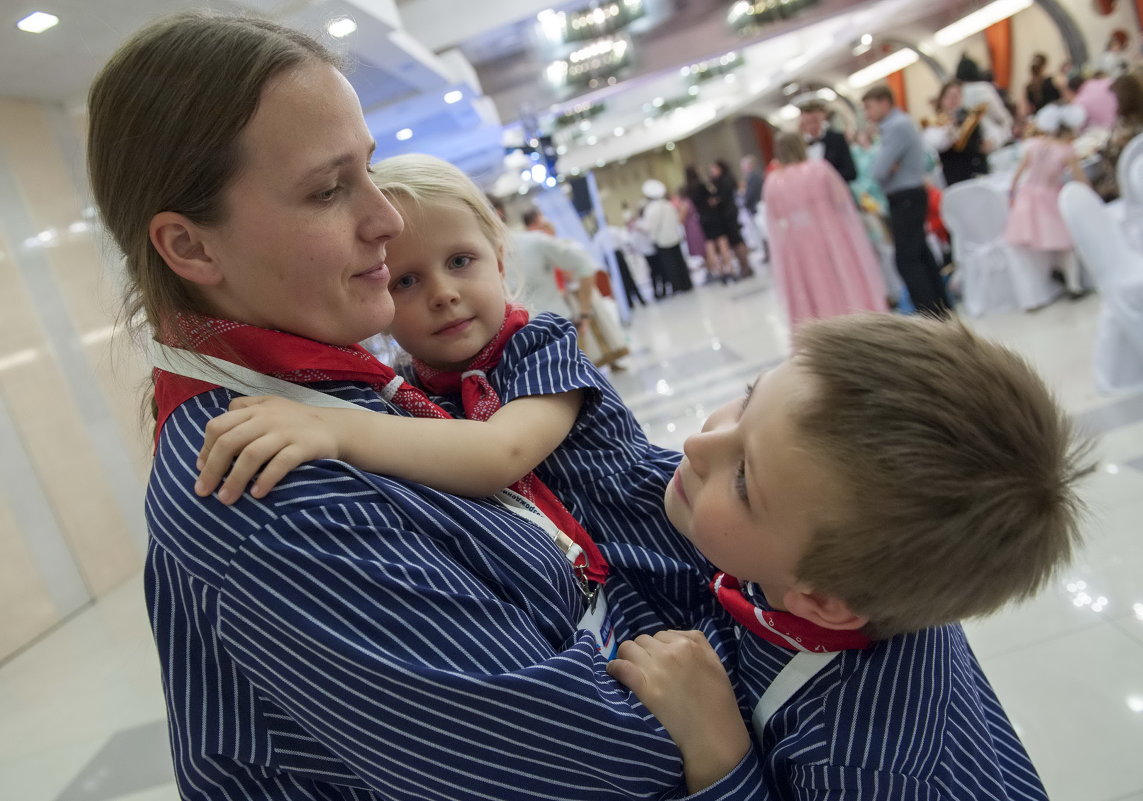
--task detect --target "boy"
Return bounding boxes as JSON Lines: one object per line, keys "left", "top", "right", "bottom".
{"left": 608, "top": 313, "right": 1087, "bottom": 798}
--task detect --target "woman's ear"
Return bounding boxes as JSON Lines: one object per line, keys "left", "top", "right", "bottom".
{"left": 149, "top": 211, "right": 223, "bottom": 286}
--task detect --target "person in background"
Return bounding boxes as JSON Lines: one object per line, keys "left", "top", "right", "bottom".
{"left": 799, "top": 99, "right": 857, "bottom": 181}
{"left": 1005, "top": 104, "right": 1089, "bottom": 300}
{"left": 686, "top": 164, "right": 735, "bottom": 284}
{"left": 1098, "top": 30, "right": 1132, "bottom": 80}
{"left": 925, "top": 79, "right": 992, "bottom": 187}
{"left": 1093, "top": 72, "right": 1143, "bottom": 200}
{"left": 764, "top": 132, "right": 887, "bottom": 328}
{"left": 709, "top": 160, "right": 754, "bottom": 280}
{"left": 739, "top": 155, "right": 769, "bottom": 262}
{"left": 863, "top": 84, "right": 952, "bottom": 317}
{"left": 1068, "top": 72, "right": 1118, "bottom": 130}
{"left": 956, "top": 54, "right": 1014, "bottom": 150}
{"left": 1025, "top": 53, "right": 1061, "bottom": 115}
{"left": 512, "top": 207, "right": 596, "bottom": 331}
{"left": 641, "top": 179, "right": 694, "bottom": 294}
{"left": 674, "top": 183, "right": 710, "bottom": 275}
{"left": 593, "top": 217, "right": 647, "bottom": 311}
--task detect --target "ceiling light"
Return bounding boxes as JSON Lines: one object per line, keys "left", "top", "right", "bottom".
{"left": 396, "top": 128, "right": 413, "bottom": 141}
{"left": 777, "top": 104, "right": 801, "bottom": 121}
{"left": 688, "top": 86, "right": 700, "bottom": 96}
{"left": 443, "top": 90, "right": 463, "bottom": 104}
{"left": 860, "top": 33, "right": 873, "bottom": 46}
{"left": 327, "top": 16, "right": 357, "bottom": 37}
{"left": 847, "top": 48, "right": 919, "bottom": 88}
{"left": 586, "top": 135, "right": 599, "bottom": 145}
{"left": 665, "top": 142, "right": 675, "bottom": 151}
{"left": 934, "top": 0, "right": 1032, "bottom": 47}
{"left": 17, "top": 11, "right": 59, "bottom": 33}
{"left": 613, "top": 127, "right": 625, "bottom": 137}
{"left": 653, "top": 97, "right": 664, "bottom": 107}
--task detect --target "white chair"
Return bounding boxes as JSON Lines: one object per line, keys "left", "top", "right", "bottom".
{"left": 1123, "top": 158, "right": 1143, "bottom": 252}
{"left": 941, "top": 179, "right": 1057, "bottom": 316}
{"left": 1058, "top": 182, "right": 1143, "bottom": 394}
{"left": 1115, "top": 132, "right": 1143, "bottom": 206}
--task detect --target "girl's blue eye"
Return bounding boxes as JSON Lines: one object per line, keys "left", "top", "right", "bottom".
{"left": 392, "top": 274, "right": 417, "bottom": 290}
{"left": 449, "top": 255, "right": 472, "bottom": 270}
{"left": 315, "top": 186, "right": 341, "bottom": 203}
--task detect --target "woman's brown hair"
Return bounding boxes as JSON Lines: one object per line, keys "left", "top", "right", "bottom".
{"left": 88, "top": 12, "right": 339, "bottom": 350}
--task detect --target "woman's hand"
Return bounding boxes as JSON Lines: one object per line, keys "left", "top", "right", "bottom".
{"left": 196, "top": 396, "right": 341, "bottom": 504}
{"left": 607, "top": 630, "right": 750, "bottom": 793}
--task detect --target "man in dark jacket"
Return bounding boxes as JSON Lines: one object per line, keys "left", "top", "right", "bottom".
{"left": 799, "top": 99, "right": 857, "bottom": 182}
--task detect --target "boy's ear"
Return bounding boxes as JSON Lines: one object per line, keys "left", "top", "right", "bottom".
{"left": 149, "top": 211, "right": 223, "bottom": 287}
{"left": 783, "top": 584, "right": 868, "bottom": 631}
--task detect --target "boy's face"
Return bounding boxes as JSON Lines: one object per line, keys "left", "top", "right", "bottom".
{"left": 664, "top": 360, "right": 847, "bottom": 609}
{"left": 385, "top": 199, "right": 507, "bottom": 370}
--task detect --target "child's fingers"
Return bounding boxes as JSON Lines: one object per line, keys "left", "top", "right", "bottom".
{"left": 196, "top": 416, "right": 261, "bottom": 497}
{"left": 198, "top": 408, "right": 252, "bottom": 472}
{"left": 605, "top": 657, "right": 646, "bottom": 694}
{"left": 216, "top": 432, "right": 286, "bottom": 505}
{"left": 249, "top": 445, "right": 311, "bottom": 498}
{"left": 228, "top": 395, "right": 275, "bottom": 411}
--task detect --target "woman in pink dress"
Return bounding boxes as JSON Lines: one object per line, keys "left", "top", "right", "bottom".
{"left": 1005, "top": 104, "right": 1089, "bottom": 298}
{"left": 765, "top": 132, "right": 888, "bottom": 328}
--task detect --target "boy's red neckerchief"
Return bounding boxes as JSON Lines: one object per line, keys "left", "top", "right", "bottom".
{"left": 711, "top": 572, "right": 871, "bottom": 652}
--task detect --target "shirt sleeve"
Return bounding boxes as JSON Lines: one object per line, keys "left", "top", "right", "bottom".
{"left": 216, "top": 499, "right": 759, "bottom": 800}
{"left": 871, "top": 119, "right": 906, "bottom": 186}
{"left": 497, "top": 314, "right": 605, "bottom": 409}
{"left": 540, "top": 235, "right": 600, "bottom": 279}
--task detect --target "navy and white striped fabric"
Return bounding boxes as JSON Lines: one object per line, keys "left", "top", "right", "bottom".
{"left": 732, "top": 586, "right": 1049, "bottom": 799}
{"left": 146, "top": 342, "right": 756, "bottom": 798}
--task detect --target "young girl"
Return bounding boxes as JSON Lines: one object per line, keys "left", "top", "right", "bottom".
{"left": 1004, "top": 103, "right": 1089, "bottom": 299}
{"left": 196, "top": 152, "right": 709, "bottom": 584}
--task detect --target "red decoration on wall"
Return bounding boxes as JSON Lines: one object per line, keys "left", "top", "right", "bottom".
{"left": 1093, "top": 0, "right": 1116, "bottom": 16}
{"left": 887, "top": 69, "right": 908, "bottom": 112}
{"left": 984, "top": 18, "right": 1013, "bottom": 90}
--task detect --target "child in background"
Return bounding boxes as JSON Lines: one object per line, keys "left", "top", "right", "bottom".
{"left": 607, "top": 313, "right": 1087, "bottom": 798}
{"left": 1005, "top": 103, "right": 1089, "bottom": 299}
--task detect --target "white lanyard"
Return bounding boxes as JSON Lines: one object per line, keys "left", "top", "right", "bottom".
{"left": 752, "top": 650, "right": 839, "bottom": 732}
{"left": 153, "top": 342, "right": 617, "bottom": 658}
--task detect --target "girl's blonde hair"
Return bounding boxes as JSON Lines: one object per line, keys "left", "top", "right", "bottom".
{"left": 371, "top": 154, "right": 509, "bottom": 256}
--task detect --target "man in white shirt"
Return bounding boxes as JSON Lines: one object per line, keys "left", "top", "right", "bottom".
{"left": 639, "top": 179, "right": 694, "bottom": 294}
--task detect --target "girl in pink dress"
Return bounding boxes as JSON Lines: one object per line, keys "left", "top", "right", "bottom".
{"left": 1005, "top": 104, "right": 1089, "bottom": 298}
{"left": 765, "top": 132, "right": 888, "bottom": 329}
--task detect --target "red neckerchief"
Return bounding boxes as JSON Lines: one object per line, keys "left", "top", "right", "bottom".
{"left": 153, "top": 314, "right": 449, "bottom": 445}
{"left": 412, "top": 304, "right": 609, "bottom": 587}
{"left": 711, "top": 572, "right": 871, "bottom": 652}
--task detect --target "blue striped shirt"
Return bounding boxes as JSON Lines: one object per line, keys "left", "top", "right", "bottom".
{"left": 732, "top": 589, "right": 1049, "bottom": 799}
{"left": 146, "top": 332, "right": 755, "bottom": 798}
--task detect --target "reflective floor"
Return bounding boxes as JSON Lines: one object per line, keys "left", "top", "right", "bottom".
{"left": 3, "top": 272, "right": 1142, "bottom": 800}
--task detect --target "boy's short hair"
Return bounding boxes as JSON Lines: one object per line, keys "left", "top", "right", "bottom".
{"left": 798, "top": 99, "right": 827, "bottom": 114}
{"left": 371, "top": 154, "right": 508, "bottom": 255}
{"left": 791, "top": 314, "right": 1089, "bottom": 639}
{"left": 861, "top": 85, "right": 895, "bottom": 106}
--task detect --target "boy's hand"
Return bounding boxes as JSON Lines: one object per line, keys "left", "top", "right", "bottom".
{"left": 607, "top": 630, "right": 750, "bottom": 793}
{"left": 196, "top": 396, "right": 340, "bottom": 504}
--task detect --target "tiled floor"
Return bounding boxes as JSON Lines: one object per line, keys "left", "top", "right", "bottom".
{"left": 3, "top": 273, "right": 1142, "bottom": 800}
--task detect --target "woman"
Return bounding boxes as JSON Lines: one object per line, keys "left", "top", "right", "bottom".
{"left": 708, "top": 160, "right": 753, "bottom": 279}
{"left": 764, "top": 132, "right": 888, "bottom": 328}
{"left": 924, "top": 80, "right": 992, "bottom": 187}
{"left": 1024, "top": 53, "right": 1061, "bottom": 115}
{"left": 88, "top": 13, "right": 754, "bottom": 799}
{"left": 1093, "top": 72, "right": 1143, "bottom": 200}
{"left": 685, "top": 165, "right": 733, "bottom": 283}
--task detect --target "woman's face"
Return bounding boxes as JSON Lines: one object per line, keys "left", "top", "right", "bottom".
{"left": 941, "top": 85, "right": 963, "bottom": 113}
{"left": 196, "top": 62, "right": 403, "bottom": 345}
{"left": 708, "top": 162, "right": 722, "bottom": 178}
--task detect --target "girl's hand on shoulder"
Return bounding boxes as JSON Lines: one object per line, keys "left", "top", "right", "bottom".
{"left": 196, "top": 396, "right": 340, "bottom": 504}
